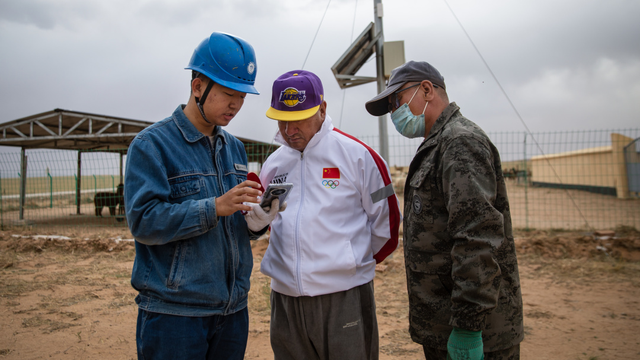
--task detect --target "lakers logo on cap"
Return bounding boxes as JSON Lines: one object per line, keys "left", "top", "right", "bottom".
{"left": 279, "top": 87, "right": 306, "bottom": 107}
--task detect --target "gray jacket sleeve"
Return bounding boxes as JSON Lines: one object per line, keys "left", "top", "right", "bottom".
{"left": 441, "top": 134, "right": 504, "bottom": 331}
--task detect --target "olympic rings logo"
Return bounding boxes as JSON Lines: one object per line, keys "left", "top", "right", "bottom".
{"left": 322, "top": 180, "right": 340, "bottom": 189}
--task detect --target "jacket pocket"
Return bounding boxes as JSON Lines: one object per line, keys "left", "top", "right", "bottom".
{"left": 407, "top": 161, "right": 433, "bottom": 224}
{"left": 169, "top": 175, "right": 206, "bottom": 201}
{"left": 406, "top": 250, "right": 451, "bottom": 275}
{"left": 166, "top": 240, "right": 188, "bottom": 290}
{"left": 225, "top": 166, "right": 248, "bottom": 186}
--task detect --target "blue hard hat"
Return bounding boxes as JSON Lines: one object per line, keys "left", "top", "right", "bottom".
{"left": 186, "top": 32, "right": 259, "bottom": 95}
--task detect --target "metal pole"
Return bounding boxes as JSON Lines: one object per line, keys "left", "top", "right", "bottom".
{"left": 374, "top": 0, "right": 389, "bottom": 162}
{"left": 120, "top": 151, "right": 124, "bottom": 185}
{"left": 0, "top": 173, "right": 3, "bottom": 229}
{"left": 77, "top": 151, "right": 82, "bottom": 215}
{"left": 523, "top": 132, "right": 529, "bottom": 230}
{"left": 48, "top": 170, "right": 53, "bottom": 208}
{"left": 19, "top": 148, "right": 27, "bottom": 221}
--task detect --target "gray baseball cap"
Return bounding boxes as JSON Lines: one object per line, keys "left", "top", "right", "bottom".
{"left": 365, "top": 60, "right": 446, "bottom": 116}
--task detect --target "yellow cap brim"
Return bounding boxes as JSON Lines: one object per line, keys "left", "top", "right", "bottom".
{"left": 266, "top": 104, "right": 321, "bottom": 121}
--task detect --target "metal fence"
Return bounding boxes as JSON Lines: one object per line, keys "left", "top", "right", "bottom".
{"left": 359, "top": 129, "right": 640, "bottom": 231}
{"left": 1, "top": 129, "right": 639, "bottom": 231}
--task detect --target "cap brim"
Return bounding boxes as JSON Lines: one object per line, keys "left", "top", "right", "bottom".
{"left": 365, "top": 81, "right": 405, "bottom": 116}
{"left": 266, "top": 105, "right": 320, "bottom": 121}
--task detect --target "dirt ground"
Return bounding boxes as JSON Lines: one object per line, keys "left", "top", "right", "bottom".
{"left": 1, "top": 227, "right": 640, "bottom": 360}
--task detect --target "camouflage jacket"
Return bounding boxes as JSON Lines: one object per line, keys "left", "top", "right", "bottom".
{"left": 403, "top": 102, "right": 524, "bottom": 351}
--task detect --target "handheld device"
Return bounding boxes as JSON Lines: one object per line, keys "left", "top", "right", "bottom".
{"left": 260, "top": 183, "right": 293, "bottom": 211}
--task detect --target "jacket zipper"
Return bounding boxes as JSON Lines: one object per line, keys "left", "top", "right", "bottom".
{"left": 294, "top": 151, "right": 304, "bottom": 295}
{"left": 212, "top": 135, "right": 236, "bottom": 314}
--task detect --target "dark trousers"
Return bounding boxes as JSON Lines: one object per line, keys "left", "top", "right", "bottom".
{"left": 136, "top": 307, "right": 249, "bottom": 360}
{"left": 423, "top": 344, "right": 520, "bottom": 360}
{"left": 270, "top": 281, "right": 379, "bottom": 360}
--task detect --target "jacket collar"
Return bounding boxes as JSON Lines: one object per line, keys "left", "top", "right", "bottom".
{"left": 273, "top": 115, "right": 334, "bottom": 152}
{"left": 173, "top": 105, "right": 228, "bottom": 145}
{"left": 416, "top": 102, "right": 460, "bottom": 151}
{"left": 426, "top": 102, "right": 459, "bottom": 140}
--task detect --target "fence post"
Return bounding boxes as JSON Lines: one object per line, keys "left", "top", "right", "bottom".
{"left": 93, "top": 175, "right": 97, "bottom": 196}
{"left": 77, "top": 152, "right": 82, "bottom": 214}
{"left": 112, "top": 175, "right": 115, "bottom": 192}
{"left": 19, "top": 149, "right": 27, "bottom": 221}
{"left": 0, "top": 173, "right": 3, "bottom": 229}
{"left": 74, "top": 175, "right": 77, "bottom": 206}
{"left": 48, "top": 170, "right": 53, "bottom": 208}
{"left": 523, "top": 132, "right": 529, "bottom": 230}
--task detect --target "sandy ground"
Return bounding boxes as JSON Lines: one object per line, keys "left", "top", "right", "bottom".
{"left": 1, "top": 228, "right": 640, "bottom": 360}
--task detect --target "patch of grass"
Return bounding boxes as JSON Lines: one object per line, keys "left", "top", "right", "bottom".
{"left": 108, "top": 291, "right": 136, "bottom": 309}
{"left": 248, "top": 277, "right": 271, "bottom": 315}
{"left": 0, "top": 278, "right": 45, "bottom": 298}
{"left": 519, "top": 254, "right": 640, "bottom": 286}
{"left": 526, "top": 309, "right": 554, "bottom": 319}
{"left": 38, "top": 293, "right": 100, "bottom": 309}
{"left": 0, "top": 349, "right": 13, "bottom": 356}
{"left": 22, "top": 315, "right": 80, "bottom": 333}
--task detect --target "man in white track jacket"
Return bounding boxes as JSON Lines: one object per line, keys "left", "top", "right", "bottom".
{"left": 259, "top": 70, "right": 401, "bottom": 360}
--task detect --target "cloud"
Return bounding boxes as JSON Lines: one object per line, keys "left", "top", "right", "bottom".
{"left": 0, "top": 0, "right": 100, "bottom": 30}
{"left": 504, "top": 57, "right": 640, "bottom": 131}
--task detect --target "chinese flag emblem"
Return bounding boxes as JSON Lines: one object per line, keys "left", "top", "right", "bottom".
{"left": 323, "top": 167, "right": 340, "bottom": 179}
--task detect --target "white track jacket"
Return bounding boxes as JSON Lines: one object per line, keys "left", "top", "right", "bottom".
{"left": 259, "top": 116, "right": 401, "bottom": 297}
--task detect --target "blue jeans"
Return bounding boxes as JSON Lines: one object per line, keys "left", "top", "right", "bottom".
{"left": 136, "top": 307, "right": 249, "bottom": 360}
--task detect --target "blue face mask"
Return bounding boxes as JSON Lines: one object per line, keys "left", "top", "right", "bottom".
{"left": 390, "top": 87, "right": 428, "bottom": 139}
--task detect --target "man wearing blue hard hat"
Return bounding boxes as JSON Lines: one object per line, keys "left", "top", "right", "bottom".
{"left": 124, "top": 32, "right": 281, "bottom": 359}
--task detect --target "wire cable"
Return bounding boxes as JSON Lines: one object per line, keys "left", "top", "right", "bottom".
{"left": 338, "top": 0, "right": 360, "bottom": 129}
{"left": 442, "top": 0, "right": 593, "bottom": 230}
{"left": 301, "top": 0, "right": 333, "bottom": 69}
{"left": 263, "top": 0, "right": 331, "bottom": 164}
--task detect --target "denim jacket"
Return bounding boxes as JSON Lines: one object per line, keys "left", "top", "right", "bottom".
{"left": 125, "top": 105, "right": 262, "bottom": 317}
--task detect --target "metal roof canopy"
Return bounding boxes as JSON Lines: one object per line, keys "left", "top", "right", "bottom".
{"left": 0, "top": 108, "right": 152, "bottom": 151}
{"left": 0, "top": 108, "right": 277, "bottom": 157}
{"left": 0, "top": 108, "right": 278, "bottom": 224}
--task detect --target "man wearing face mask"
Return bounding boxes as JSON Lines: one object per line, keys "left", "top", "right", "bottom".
{"left": 365, "top": 61, "right": 524, "bottom": 360}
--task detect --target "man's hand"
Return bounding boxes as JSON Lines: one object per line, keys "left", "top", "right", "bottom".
{"left": 245, "top": 199, "right": 280, "bottom": 232}
{"left": 215, "top": 180, "right": 262, "bottom": 217}
{"left": 447, "top": 327, "right": 484, "bottom": 360}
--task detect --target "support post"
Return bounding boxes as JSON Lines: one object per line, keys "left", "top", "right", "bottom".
{"left": 77, "top": 151, "right": 82, "bottom": 215}
{"left": 523, "top": 133, "right": 529, "bottom": 230}
{"left": 611, "top": 133, "right": 632, "bottom": 199}
{"left": 120, "top": 151, "right": 124, "bottom": 185}
{"left": 19, "top": 148, "right": 27, "bottom": 221}
{"left": 374, "top": 0, "right": 389, "bottom": 162}
{"left": 0, "top": 173, "right": 3, "bottom": 229}
{"left": 48, "top": 170, "right": 53, "bottom": 208}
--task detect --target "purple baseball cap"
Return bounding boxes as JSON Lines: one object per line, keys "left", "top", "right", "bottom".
{"left": 266, "top": 70, "right": 324, "bottom": 121}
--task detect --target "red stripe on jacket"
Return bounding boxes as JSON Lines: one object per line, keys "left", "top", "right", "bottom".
{"left": 333, "top": 128, "right": 400, "bottom": 263}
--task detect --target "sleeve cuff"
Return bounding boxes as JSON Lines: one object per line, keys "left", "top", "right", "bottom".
{"left": 450, "top": 313, "right": 487, "bottom": 332}
{"left": 203, "top": 197, "right": 219, "bottom": 230}
{"left": 248, "top": 225, "right": 269, "bottom": 240}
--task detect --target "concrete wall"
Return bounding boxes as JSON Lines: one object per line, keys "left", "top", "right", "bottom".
{"left": 530, "top": 133, "right": 634, "bottom": 199}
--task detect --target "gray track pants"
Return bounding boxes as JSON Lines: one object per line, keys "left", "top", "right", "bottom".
{"left": 270, "top": 281, "right": 379, "bottom": 360}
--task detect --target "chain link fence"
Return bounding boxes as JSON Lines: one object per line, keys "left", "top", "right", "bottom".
{"left": 1, "top": 129, "right": 639, "bottom": 231}
{"left": 359, "top": 129, "right": 640, "bottom": 231}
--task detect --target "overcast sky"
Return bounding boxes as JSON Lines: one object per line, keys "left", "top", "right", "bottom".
{"left": 1, "top": 0, "right": 639, "bottom": 148}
